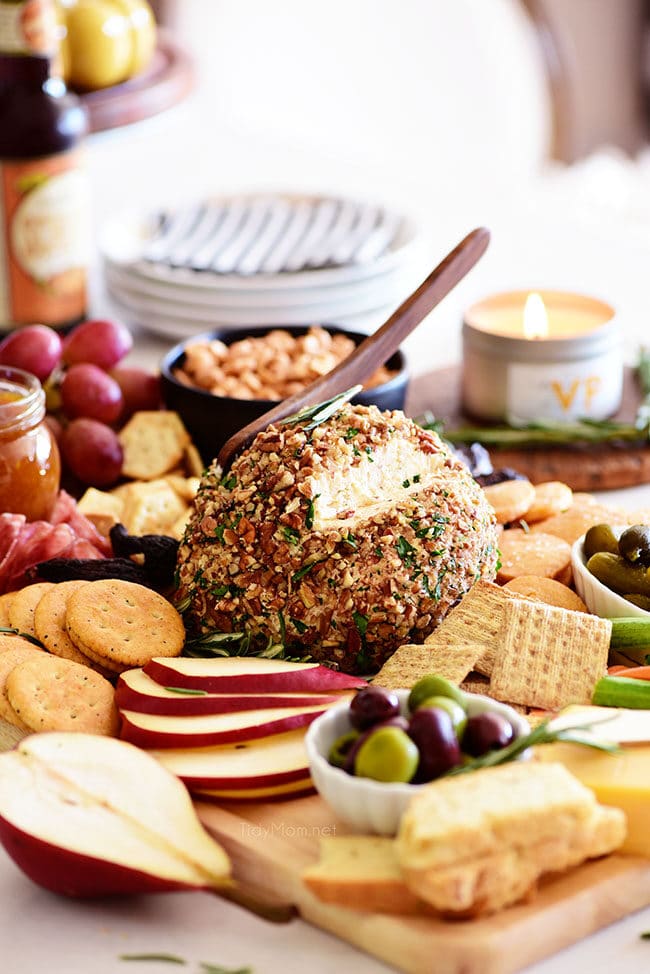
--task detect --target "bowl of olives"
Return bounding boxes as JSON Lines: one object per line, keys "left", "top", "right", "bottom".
{"left": 305, "top": 676, "right": 530, "bottom": 835}
{"left": 571, "top": 523, "right": 650, "bottom": 619}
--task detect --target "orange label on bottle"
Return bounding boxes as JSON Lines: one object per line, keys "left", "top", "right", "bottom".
{"left": 0, "top": 0, "right": 57, "bottom": 56}
{"left": 0, "top": 150, "right": 90, "bottom": 329}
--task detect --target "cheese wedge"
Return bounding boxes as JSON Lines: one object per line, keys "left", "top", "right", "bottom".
{"left": 537, "top": 743, "right": 650, "bottom": 858}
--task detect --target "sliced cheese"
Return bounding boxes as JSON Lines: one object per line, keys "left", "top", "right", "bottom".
{"left": 550, "top": 705, "right": 650, "bottom": 745}
{"left": 537, "top": 742, "right": 650, "bottom": 857}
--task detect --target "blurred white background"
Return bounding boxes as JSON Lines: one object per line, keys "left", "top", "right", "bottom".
{"left": 89, "top": 0, "right": 650, "bottom": 371}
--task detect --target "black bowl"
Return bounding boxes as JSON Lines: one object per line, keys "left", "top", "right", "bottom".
{"left": 160, "top": 324, "right": 409, "bottom": 463}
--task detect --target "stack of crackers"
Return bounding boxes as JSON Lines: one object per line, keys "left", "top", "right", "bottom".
{"left": 373, "top": 478, "right": 650, "bottom": 714}
{"left": 0, "top": 578, "right": 185, "bottom": 745}
{"left": 78, "top": 411, "right": 204, "bottom": 540}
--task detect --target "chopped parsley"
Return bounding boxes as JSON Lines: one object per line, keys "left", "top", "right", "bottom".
{"left": 221, "top": 474, "right": 237, "bottom": 490}
{"left": 290, "top": 617, "right": 308, "bottom": 634}
{"left": 282, "top": 525, "right": 301, "bottom": 544}
{"left": 343, "top": 532, "right": 358, "bottom": 550}
{"left": 305, "top": 494, "right": 319, "bottom": 529}
{"left": 365, "top": 446, "right": 374, "bottom": 462}
{"left": 292, "top": 561, "right": 320, "bottom": 583}
{"left": 396, "top": 535, "right": 417, "bottom": 567}
{"left": 344, "top": 427, "right": 360, "bottom": 440}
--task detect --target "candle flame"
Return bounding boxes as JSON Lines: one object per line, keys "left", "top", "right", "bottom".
{"left": 523, "top": 292, "right": 549, "bottom": 339}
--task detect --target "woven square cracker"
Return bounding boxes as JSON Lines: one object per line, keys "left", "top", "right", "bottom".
{"left": 372, "top": 643, "right": 485, "bottom": 690}
{"left": 424, "top": 581, "right": 528, "bottom": 677}
{"left": 488, "top": 600, "right": 611, "bottom": 711}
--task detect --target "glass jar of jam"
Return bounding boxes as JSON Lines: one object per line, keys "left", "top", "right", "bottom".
{"left": 0, "top": 365, "right": 60, "bottom": 520}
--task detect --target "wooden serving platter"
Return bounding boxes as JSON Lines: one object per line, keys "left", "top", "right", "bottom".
{"left": 196, "top": 794, "right": 650, "bottom": 974}
{"left": 406, "top": 366, "right": 650, "bottom": 491}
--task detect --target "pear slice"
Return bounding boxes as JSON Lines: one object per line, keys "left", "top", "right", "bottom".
{"left": 0, "top": 733, "right": 230, "bottom": 897}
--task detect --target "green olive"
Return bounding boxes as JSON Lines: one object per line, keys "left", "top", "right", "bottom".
{"left": 618, "top": 525, "right": 650, "bottom": 567}
{"left": 328, "top": 730, "right": 360, "bottom": 768}
{"left": 354, "top": 726, "right": 419, "bottom": 783}
{"left": 587, "top": 551, "right": 650, "bottom": 597}
{"left": 583, "top": 523, "right": 620, "bottom": 559}
{"left": 408, "top": 674, "right": 467, "bottom": 713}
{"left": 418, "top": 695, "right": 468, "bottom": 738}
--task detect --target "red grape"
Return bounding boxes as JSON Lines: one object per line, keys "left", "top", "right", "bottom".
{"left": 0, "top": 325, "right": 62, "bottom": 381}
{"left": 61, "top": 418, "right": 123, "bottom": 486}
{"left": 110, "top": 365, "right": 161, "bottom": 418}
{"left": 62, "top": 318, "right": 133, "bottom": 369}
{"left": 60, "top": 363, "right": 124, "bottom": 424}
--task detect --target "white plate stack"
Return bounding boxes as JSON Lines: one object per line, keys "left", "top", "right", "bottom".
{"left": 100, "top": 193, "right": 427, "bottom": 338}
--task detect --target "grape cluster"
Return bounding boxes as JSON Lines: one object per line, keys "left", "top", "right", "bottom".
{"left": 329, "top": 676, "right": 516, "bottom": 784}
{"left": 0, "top": 321, "right": 161, "bottom": 488}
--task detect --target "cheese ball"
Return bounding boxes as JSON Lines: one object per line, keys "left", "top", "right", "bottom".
{"left": 176, "top": 404, "right": 498, "bottom": 673}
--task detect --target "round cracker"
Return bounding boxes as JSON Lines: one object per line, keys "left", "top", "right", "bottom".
{"left": 482, "top": 480, "right": 536, "bottom": 525}
{"left": 6, "top": 654, "right": 119, "bottom": 736}
{"left": 33, "top": 580, "right": 93, "bottom": 666}
{"left": 0, "top": 643, "right": 42, "bottom": 729}
{"left": 8, "top": 582, "right": 55, "bottom": 639}
{"left": 503, "top": 576, "right": 589, "bottom": 613}
{"left": 496, "top": 529, "right": 572, "bottom": 584}
{"left": 525, "top": 482, "right": 573, "bottom": 524}
{"left": 65, "top": 579, "right": 185, "bottom": 671}
{"left": 0, "top": 592, "right": 15, "bottom": 627}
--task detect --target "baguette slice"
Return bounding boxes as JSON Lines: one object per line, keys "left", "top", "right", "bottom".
{"left": 396, "top": 761, "right": 626, "bottom": 916}
{"left": 303, "top": 836, "right": 425, "bottom": 915}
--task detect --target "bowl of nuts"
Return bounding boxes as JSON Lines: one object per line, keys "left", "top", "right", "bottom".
{"left": 160, "top": 324, "right": 409, "bottom": 462}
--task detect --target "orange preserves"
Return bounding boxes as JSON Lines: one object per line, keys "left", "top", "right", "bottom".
{"left": 0, "top": 365, "right": 60, "bottom": 520}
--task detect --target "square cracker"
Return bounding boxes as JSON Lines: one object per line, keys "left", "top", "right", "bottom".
{"left": 372, "top": 643, "right": 485, "bottom": 690}
{"left": 488, "top": 600, "right": 611, "bottom": 711}
{"left": 119, "top": 411, "right": 191, "bottom": 480}
{"left": 120, "top": 479, "right": 188, "bottom": 536}
{"left": 424, "top": 581, "right": 527, "bottom": 677}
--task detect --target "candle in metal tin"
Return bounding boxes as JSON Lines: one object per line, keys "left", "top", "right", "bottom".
{"left": 461, "top": 289, "right": 622, "bottom": 424}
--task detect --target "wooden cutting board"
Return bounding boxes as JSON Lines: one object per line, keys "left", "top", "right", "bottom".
{"left": 405, "top": 366, "right": 650, "bottom": 491}
{"left": 196, "top": 795, "right": 650, "bottom": 974}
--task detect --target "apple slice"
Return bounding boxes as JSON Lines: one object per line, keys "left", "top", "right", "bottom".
{"left": 144, "top": 657, "right": 367, "bottom": 694}
{"left": 116, "top": 668, "right": 343, "bottom": 716}
{"left": 148, "top": 730, "right": 310, "bottom": 790}
{"left": 0, "top": 733, "right": 230, "bottom": 897}
{"left": 119, "top": 702, "right": 328, "bottom": 749}
{"left": 194, "top": 778, "right": 315, "bottom": 803}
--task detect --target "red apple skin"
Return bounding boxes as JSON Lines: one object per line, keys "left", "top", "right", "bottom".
{"left": 155, "top": 764, "right": 310, "bottom": 791}
{"left": 0, "top": 814, "right": 210, "bottom": 898}
{"left": 119, "top": 707, "right": 326, "bottom": 750}
{"left": 115, "top": 680, "right": 341, "bottom": 717}
{"left": 144, "top": 659, "right": 367, "bottom": 694}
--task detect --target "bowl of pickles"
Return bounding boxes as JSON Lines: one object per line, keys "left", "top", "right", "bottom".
{"left": 305, "top": 677, "right": 530, "bottom": 835}
{"left": 571, "top": 523, "right": 650, "bottom": 620}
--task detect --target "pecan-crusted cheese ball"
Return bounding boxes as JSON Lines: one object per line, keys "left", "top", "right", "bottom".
{"left": 175, "top": 404, "right": 498, "bottom": 673}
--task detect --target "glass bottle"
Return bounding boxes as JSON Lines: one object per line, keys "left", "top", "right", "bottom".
{"left": 0, "top": 0, "right": 90, "bottom": 332}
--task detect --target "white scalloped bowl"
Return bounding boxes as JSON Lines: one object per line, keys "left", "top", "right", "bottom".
{"left": 305, "top": 689, "right": 530, "bottom": 836}
{"left": 571, "top": 528, "right": 650, "bottom": 620}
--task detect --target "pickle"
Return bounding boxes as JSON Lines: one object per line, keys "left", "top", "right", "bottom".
{"left": 583, "top": 523, "right": 620, "bottom": 559}
{"left": 618, "top": 525, "right": 650, "bottom": 566}
{"left": 623, "top": 593, "right": 650, "bottom": 611}
{"left": 586, "top": 551, "right": 650, "bottom": 597}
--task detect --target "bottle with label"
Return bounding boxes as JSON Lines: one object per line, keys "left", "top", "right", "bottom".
{"left": 0, "top": 0, "right": 90, "bottom": 332}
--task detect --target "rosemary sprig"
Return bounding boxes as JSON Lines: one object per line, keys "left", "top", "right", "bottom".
{"left": 280, "top": 385, "right": 362, "bottom": 432}
{"left": 0, "top": 626, "right": 45, "bottom": 649}
{"left": 119, "top": 954, "right": 186, "bottom": 964}
{"left": 444, "top": 716, "right": 619, "bottom": 777}
{"left": 424, "top": 346, "right": 650, "bottom": 449}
